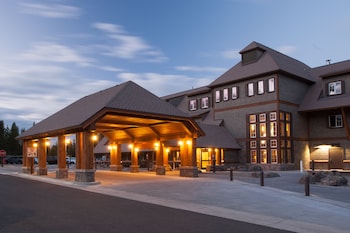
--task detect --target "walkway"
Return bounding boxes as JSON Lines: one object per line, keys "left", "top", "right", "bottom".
{"left": 1, "top": 165, "right": 350, "bottom": 233}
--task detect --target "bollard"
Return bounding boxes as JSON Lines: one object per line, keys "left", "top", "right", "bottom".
{"left": 230, "top": 168, "right": 233, "bottom": 181}
{"left": 260, "top": 171, "right": 264, "bottom": 186}
{"left": 311, "top": 160, "right": 315, "bottom": 172}
{"left": 305, "top": 175, "right": 310, "bottom": 196}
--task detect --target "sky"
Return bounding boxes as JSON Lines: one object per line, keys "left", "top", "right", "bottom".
{"left": 1, "top": 0, "right": 350, "bottom": 130}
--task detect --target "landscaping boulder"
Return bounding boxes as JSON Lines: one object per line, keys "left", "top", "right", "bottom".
{"left": 301, "top": 171, "right": 348, "bottom": 186}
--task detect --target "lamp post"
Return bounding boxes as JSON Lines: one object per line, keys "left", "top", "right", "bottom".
{"left": 92, "top": 135, "right": 98, "bottom": 169}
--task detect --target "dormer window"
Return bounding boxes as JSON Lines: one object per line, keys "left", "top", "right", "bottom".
{"left": 189, "top": 99, "right": 197, "bottom": 111}
{"left": 328, "top": 81, "right": 343, "bottom": 96}
{"left": 241, "top": 49, "right": 264, "bottom": 65}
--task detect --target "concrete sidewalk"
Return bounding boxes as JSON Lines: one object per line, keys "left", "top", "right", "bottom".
{"left": 1, "top": 166, "right": 350, "bottom": 233}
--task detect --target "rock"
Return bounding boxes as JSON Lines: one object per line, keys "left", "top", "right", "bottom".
{"left": 300, "top": 171, "right": 348, "bottom": 186}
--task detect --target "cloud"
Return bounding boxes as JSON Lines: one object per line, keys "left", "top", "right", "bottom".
{"left": 18, "top": 2, "right": 81, "bottom": 18}
{"left": 276, "top": 45, "right": 297, "bottom": 56}
{"left": 92, "top": 22, "right": 168, "bottom": 62}
{"left": 18, "top": 42, "right": 93, "bottom": 66}
{"left": 117, "top": 72, "right": 212, "bottom": 96}
{"left": 220, "top": 49, "right": 241, "bottom": 60}
{"left": 175, "top": 66, "right": 226, "bottom": 73}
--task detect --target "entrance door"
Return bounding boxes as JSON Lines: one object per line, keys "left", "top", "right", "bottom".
{"left": 329, "top": 147, "right": 344, "bottom": 169}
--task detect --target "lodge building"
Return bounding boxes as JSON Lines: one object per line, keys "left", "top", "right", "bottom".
{"left": 17, "top": 41, "right": 350, "bottom": 182}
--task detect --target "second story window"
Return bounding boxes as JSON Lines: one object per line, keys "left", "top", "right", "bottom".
{"left": 223, "top": 88, "right": 229, "bottom": 101}
{"left": 201, "top": 97, "right": 209, "bottom": 109}
{"left": 258, "top": 80, "right": 264, "bottom": 94}
{"left": 329, "top": 114, "right": 343, "bottom": 128}
{"left": 215, "top": 90, "right": 221, "bottom": 103}
{"left": 232, "top": 86, "right": 238, "bottom": 99}
{"left": 247, "top": 83, "right": 254, "bottom": 96}
{"left": 328, "top": 81, "right": 342, "bottom": 96}
{"left": 189, "top": 99, "right": 197, "bottom": 111}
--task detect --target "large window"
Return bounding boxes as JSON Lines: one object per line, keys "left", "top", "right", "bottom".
{"left": 247, "top": 111, "right": 292, "bottom": 165}
{"left": 328, "top": 81, "right": 342, "bottom": 96}
{"left": 329, "top": 114, "right": 343, "bottom": 128}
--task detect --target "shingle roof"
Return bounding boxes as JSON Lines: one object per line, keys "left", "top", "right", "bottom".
{"left": 299, "top": 60, "right": 350, "bottom": 112}
{"left": 210, "top": 41, "right": 314, "bottom": 87}
{"left": 196, "top": 123, "right": 241, "bottom": 149}
{"left": 18, "top": 81, "right": 193, "bottom": 140}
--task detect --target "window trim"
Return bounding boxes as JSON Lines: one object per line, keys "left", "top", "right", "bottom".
{"left": 328, "top": 80, "right": 343, "bottom": 96}
{"left": 328, "top": 114, "right": 343, "bottom": 128}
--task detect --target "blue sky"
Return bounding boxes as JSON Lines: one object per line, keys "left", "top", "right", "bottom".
{"left": 1, "top": 0, "right": 350, "bottom": 130}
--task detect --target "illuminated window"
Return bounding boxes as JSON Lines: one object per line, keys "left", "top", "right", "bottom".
{"left": 258, "top": 80, "right": 264, "bottom": 94}
{"left": 260, "top": 149, "right": 267, "bottom": 163}
{"left": 223, "top": 88, "right": 229, "bottom": 101}
{"left": 260, "top": 140, "right": 266, "bottom": 148}
{"left": 249, "top": 114, "right": 256, "bottom": 123}
{"left": 328, "top": 81, "right": 342, "bottom": 96}
{"left": 250, "top": 124, "right": 256, "bottom": 138}
{"left": 268, "top": 77, "right": 275, "bottom": 92}
{"left": 251, "top": 150, "right": 257, "bottom": 163}
{"left": 201, "top": 97, "right": 209, "bottom": 109}
{"left": 232, "top": 86, "right": 238, "bottom": 99}
{"left": 260, "top": 123, "right": 266, "bottom": 137}
{"left": 271, "top": 149, "right": 278, "bottom": 163}
{"left": 329, "top": 115, "right": 343, "bottom": 128}
{"left": 286, "top": 123, "right": 290, "bottom": 137}
{"left": 215, "top": 90, "right": 221, "bottom": 103}
{"left": 189, "top": 99, "right": 197, "bottom": 111}
{"left": 247, "top": 83, "right": 254, "bottom": 96}
{"left": 270, "top": 122, "right": 277, "bottom": 137}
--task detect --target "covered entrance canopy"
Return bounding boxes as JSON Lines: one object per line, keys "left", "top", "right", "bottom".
{"left": 17, "top": 81, "right": 204, "bottom": 182}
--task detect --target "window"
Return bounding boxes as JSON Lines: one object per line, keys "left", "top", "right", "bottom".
{"left": 271, "top": 149, "right": 278, "bottom": 163}
{"left": 201, "top": 97, "right": 209, "bottom": 109}
{"left": 259, "top": 113, "right": 266, "bottom": 122}
{"left": 328, "top": 81, "right": 342, "bottom": 96}
{"left": 250, "top": 124, "right": 256, "bottom": 138}
{"left": 232, "top": 86, "right": 238, "bottom": 99}
{"left": 223, "top": 88, "right": 229, "bottom": 101}
{"left": 329, "top": 115, "right": 343, "bottom": 128}
{"left": 215, "top": 90, "right": 221, "bottom": 103}
{"left": 269, "top": 112, "right": 277, "bottom": 121}
{"left": 268, "top": 77, "right": 275, "bottom": 92}
{"left": 247, "top": 83, "right": 254, "bottom": 96}
{"left": 250, "top": 141, "right": 257, "bottom": 148}
{"left": 260, "top": 150, "right": 267, "bottom": 163}
{"left": 260, "top": 123, "right": 266, "bottom": 137}
{"left": 270, "top": 122, "right": 277, "bottom": 137}
{"left": 189, "top": 99, "right": 197, "bottom": 111}
{"left": 270, "top": 139, "right": 277, "bottom": 148}
{"left": 260, "top": 140, "right": 267, "bottom": 148}
{"left": 258, "top": 80, "right": 264, "bottom": 94}
{"left": 249, "top": 114, "right": 256, "bottom": 123}
{"left": 251, "top": 150, "right": 257, "bottom": 163}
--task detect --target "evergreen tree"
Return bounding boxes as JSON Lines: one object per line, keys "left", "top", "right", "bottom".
{"left": 0, "top": 121, "right": 7, "bottom": 150}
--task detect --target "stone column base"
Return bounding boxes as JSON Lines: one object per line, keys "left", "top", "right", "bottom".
{"left": 110, "top": 164, "right": 123, "bottom": 171}
{"left": 22, "top": 166, "right": 32, "bottom": 174}
{"left": 155, "top": 166, "right": 166, "bottom": 175}
{"left": 130, "top": 165, "right": 139, "bottom": 173}
{"left": 180, "top": 166, "right": 199, "bottom": 177}
{"left": 56, "top": 168, "right": 68, "bottom": 179}
{"left": 75, "top": 169, "right": 95, "bottom": 182}
{"left": 36, "top": 167, "right": 48, "bottom": 176}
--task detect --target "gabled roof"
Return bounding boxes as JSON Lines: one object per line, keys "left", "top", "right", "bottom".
{"left": 196, "top": 123, "right": 241, "bottom": 149}
{"left": 18, "top": 81, "right": 202, "bottom": 140}
{"left": 210, "top": 41, "right": 314, "bottom": 87}
{"left": 299, "top": 60, "right": 350, "bottom": 112}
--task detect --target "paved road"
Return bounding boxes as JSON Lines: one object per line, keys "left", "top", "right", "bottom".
{"left": 0, "top": 175, "right": 293, "bottom": 233}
